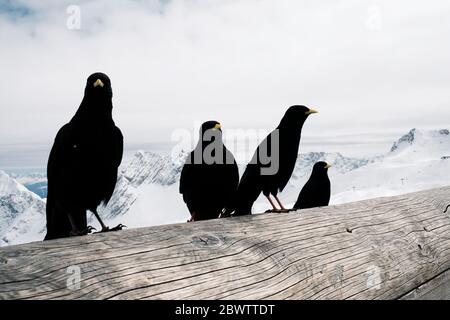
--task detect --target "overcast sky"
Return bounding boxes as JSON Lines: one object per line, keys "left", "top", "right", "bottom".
{"left": 1, "top": 0, "right": 450, "bottom": 167}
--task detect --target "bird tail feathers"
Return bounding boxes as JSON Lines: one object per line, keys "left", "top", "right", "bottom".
{"left": 233, "top": 173, "right": 261, "bottom": 216}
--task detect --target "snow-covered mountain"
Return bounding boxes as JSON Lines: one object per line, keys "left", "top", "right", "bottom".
{"left": 7, "top": 170, "right": 47, "bottom": 198}
{"left": 97, "top": 150, "right": 188, "bottom": 222}
{"left": 288, "top": 152, "right": 375, "bottom": 186}
{"left": 326, "top": 128, "right": 450, "bottom": 205}
{"left": 0, "top": 171, "right": 46, "bottom": 246}
{"left": 280, "top": 128, "right": 450, "bottom": 208}
{"left": 1, "top": 128, "right": 449, "bottom": 246}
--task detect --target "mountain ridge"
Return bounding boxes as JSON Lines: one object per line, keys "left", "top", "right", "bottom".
{"left": 1, "top": 128, "right": 449, "bottom": 246}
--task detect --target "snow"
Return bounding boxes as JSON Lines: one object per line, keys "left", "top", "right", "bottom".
{"left": 108, "top": 184, "right": 187, "bottom": 228}
{"left": 0, "top": 170, "right": 31, "bottom": 195}
{"left": 0, "top": 170, "right": 46, "bottom": 246}
{"left": 278, "top": 128, "right": 450, "bottom": 208}
{"left": 1, "top": 128, "right": 449, "bottom": 247}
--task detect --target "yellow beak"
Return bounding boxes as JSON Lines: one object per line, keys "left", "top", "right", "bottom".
{"left": 305, "top": 108, "right": 318, "bottom": 115}
{"left": 214, "top": 123, "right": 222, "bottom": 130}
{"left": 324, "top": 163, "right": 332, "bottom": 169}
{"left": 93, "top": 79, "right": 104, "bottom": 88}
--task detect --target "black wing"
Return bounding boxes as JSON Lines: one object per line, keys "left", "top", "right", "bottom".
{"left": 293, "top": 180, "right": 312, "bottom": 209}
{"left": 294, "top": 177, "right": 331, "bottom": 209}
{"left": 234, "top": 162, "right": 262, "bottom": 215}
{"left": 222, "top": 147, "right": 239, "bottom": 214}
{"left": 179, "top": 152, "right": 196, "bottom": 213}
{"left": 113, "top": 126, "right": 124, "bottom": 168}
{"left": 102, "top": 126, "right": 124, "bottom": 204}
{"left": 275, "top": 130, "right": 301, "bottom": 193}
{"left": 45, "top": 123, "right": 77, "bottom": 240}
{"left": 233, "top": 132, "right": 275, "bottom": 215}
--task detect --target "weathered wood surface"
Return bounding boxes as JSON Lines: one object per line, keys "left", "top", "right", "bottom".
{"left": 0, "top": 187, "right": 449, "bottom": 300}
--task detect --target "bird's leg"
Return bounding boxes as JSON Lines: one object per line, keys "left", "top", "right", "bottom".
{"left": 274, "top": 195, "right": 286, "bottom": 210}
{"left": 265, "top": 195, "right": 280, "bottom": 213}
{"left": 92, "top": 209, "right": 125, "bottom": 233}
{"left": 274, "top": 195, "right": 290, "bottom": 213}
{"left": 218, "top": 208, "right": 231, "bottom": 219}
{"left": 445, "top": 204, "right": 450, "bottom": 213}
{"left": 274, "top": 195, "right": 297, "bottom": 212}
{"left": 67, "top": 211, "right": 95, "bottom": 236}
{"left": 188, "top": 211, "right": 197, "bottom": 222}
{"left": 92, "top": 209, "right": 108, "bottom": 231}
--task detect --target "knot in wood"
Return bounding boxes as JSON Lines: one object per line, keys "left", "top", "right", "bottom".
{"left": 191, "top": 234, "right": 221, "bottom": 248}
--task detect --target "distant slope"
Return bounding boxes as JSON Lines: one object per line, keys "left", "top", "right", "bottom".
{"left": 328, "top": 128, "right": 450, "bottom": 204}
{"left": 0, "top": 171, "right": 46, "bottom": 246}
{"left": 8, "top": 171, "right": 48, "bottom": 198}
{"left": 98, "top": 150, "right": 188, "bottom": 221}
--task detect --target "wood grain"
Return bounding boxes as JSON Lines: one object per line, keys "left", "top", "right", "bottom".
{"left": 0, "top": 187, "right": 449, "bottom": 300}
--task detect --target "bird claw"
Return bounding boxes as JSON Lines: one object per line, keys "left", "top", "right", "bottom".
{"left": 69, "top": 230, "right": 84, "bottom": 237}
{"left": 265, "top": 209, "right": 291, "bottom": 214}
{"left": 218, "top": 211, "right": 231, "bottom": 219}
{"left": 109, "top": 224, "right": 126, "bottom": 231}
{"left": 187, "top": 212, "right": 197, "bottom": 222}
{"left": 69, "top": 225, "right": 96, "bottom": 237}
{"left": 94, "top": 224, "right": 126, "bottom": 233}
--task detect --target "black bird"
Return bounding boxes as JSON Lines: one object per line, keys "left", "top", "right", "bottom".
{"left": 293, "top": 161, "right": 331, "bottom": 210}
{"left": 234, "top": 105, "right": 318, "bottom": 215}
{"left": 44, "top": 73, "right": 124, "bottom": 240}
{"left": 179, "top": 121, "right": 239, "bottom": 221}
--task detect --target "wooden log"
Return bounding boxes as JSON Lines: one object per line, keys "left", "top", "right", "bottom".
{"left": 0, "top": 186, "right": 449, "bottom": 300}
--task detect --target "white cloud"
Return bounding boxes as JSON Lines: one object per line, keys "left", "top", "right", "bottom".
{"left": 1, "top": 0, "right": 450, "bottom": 152}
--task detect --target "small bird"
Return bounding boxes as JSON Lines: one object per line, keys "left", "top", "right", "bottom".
{"left": 234, "top": 105, "right": 318, "bottom": 215}
{"left": 44, "top": 72, "right": 124, "bottom": 240}
{"left": 179, "top": 121, "right": 239, "bottom": 221}
{"left": 293, "top": 161, "right": 331, "bottom": 210}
